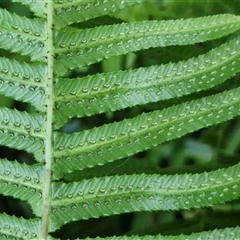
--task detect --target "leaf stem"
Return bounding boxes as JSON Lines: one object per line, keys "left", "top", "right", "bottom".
{"left": 41, "top": 1, "right": 54, "bottom": 238}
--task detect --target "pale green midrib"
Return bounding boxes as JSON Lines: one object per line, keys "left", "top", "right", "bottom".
{"left": 53, "top": 94, "right": 239, "bottom": 158}
{"left": 54, "top": 17, "right": 239, "bottom": 54}
{"left": 1, "top": 80, "right": 46, "bottom": 89}
{"left": 40, "top": 1, "right": 54, "bottom": 239}
{"left": 54, "top": 47, "right": 239, "bottom": 102}
{"left": 0, "top": 75, "right": 46, "bottom": 88}
{"left": 0, "top": 175, "right": 42, "bottom": 190}
{"left": 53, "top": 0, "right": 146, "bottom": 18}
{"left": 0, "top": 25, "right": 45, "bottom": 42}
{"left": 51, "top": 169, "right": 240, "bottom": 206}
{"left": 0, "top": 125, "right": 45, "bottom": 138}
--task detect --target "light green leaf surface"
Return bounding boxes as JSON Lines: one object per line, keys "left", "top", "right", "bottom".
{"left": 0, "top": 8, "right": 46, "bottom": 60}
{"left": 0, "top": 130, "right": 44, "bottom": 161}
{"left": 0, "top": 108, "right": 45, "bottom": 160}
{"left": 53, "top": 87, "right": 240, "bottom": 179}
{"left": 85, "top": 227, "right": 240, "bottom": 239}
{"left": 54, "top": 36, "right": 240, "bottom": 127}
{"left": 0, "top": 57, "right": 46, "bottom": 110}
{"left": 0, "top": 1, "right": 240, "bottom": 238}
{"left": 53, "top": 0, "right": 148, "bottom": 28}
{"left": 0, "top": 159, "right": 43, "bottom": 215}
{"left": 50, "top": 163, "right": 240, "bottom": 230}
{"left": 0, "top": 214, "right": 41, "bottom": 240}
{"left": 54, "top": 14, "right": 240, "bottom": 75}
{"left": 11, "top": 0, "right": 46, "bottom": 17}
{"left": 0, "top": 108, "right": 45, "bottom": 136}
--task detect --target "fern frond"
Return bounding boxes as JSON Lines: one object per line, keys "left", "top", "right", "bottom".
{"left": 0, "top": 214, "right": 41, "bottom": 240}
{"left": 0, "top": 8, "right": 45, "bottom": 60}
{"left": 1, "top": 1, "right": 240, "bottom": 239}
{"left": 0, "top": 131, "right": 44, "bottom": 161}
{"left": 0, "top": 159, "right": 43, "bottom": 215}
{"left": 53, "top": 87, "right": 240, "bottom": 179}
{"left": 0, "top": 57, "right": 46, "bottom": 110}
{"left": 84, "top": 227, "right": 240, "bottom": 239}
{"left": 50, "top": 162, "right": 240, "bottom": 230}
{"left": 0, "top": 108, "right": 45, "bottom": 160}
{"left": 53, "top": 0, "right": 148, "bottom": 28}
{"left": 0, "top": 108, "right": 44, "bottom": 136}
{"left": 54, "top": 36, "right": 240, "bottom": 127}
{"left": 64, "top": 157, "right": 157, "bottom": 181}
{"left": 54, "top": 14, "right": 240, "bottom": 75}
{"left": 11, "top": 0, "right": 46, "bottom": 17}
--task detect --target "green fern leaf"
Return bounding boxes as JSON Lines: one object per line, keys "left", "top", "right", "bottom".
{"left": 11, "top": 0, "right": 46, "bottom": 17}
{"left": 0, "top": 1, "right": 240, "bottom": 239}
{"left": 50, "top": 162, "right": 240, "bottom": 230}
{"left": 54, "top": 14, "right": 240, "bottom": 75}
{"left": 0, "top": 159, "right": 43, "bottom": 215}
{"left": 53, "top": 87, "right": 240, "bottom": 179}
{"left": 0, "top": 214, "right": 41, "bottom": 240}
{"left": 0, "top": 8, "right": 45, "bottom": 60}
{"left": 54, "top": 36, "right": 240, "bottom": 127}
{"left": 84, "top": 227, "right": 240, "bottom": 239}
{"left": 0, "top": 58, "right": 46, "bottom": 110}
{"left": 0, "top": 130, "right": 44, "bottom": 160}
{"left": 53, "top": 0, "right": 148, "bottom": 28}
{"left": 0, "top": 108, "right": 45, "bottom": 159}
{"left": 0, "top": 108, "right": 44, "bottom": 135}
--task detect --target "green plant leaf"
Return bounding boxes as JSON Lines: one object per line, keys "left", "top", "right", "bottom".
{"left": 1, "top": 1, "right": 240, "bottom": 239}
{"left": 0, "top": 8, "right": 45, "bottom": 60}
{"left": 0, "top": 159, "right": 43, "bottom": 215}
{"left": 11, "top": 0, "right": 46, "bottom": 17}
{"left": 53, "top": 87, "right": 240, "bottom": 179}
{"left": 84, "top": 227, "right": 240, "bottom": 239}
{"left": 54, "top": 36, "right": 240, "bottom": 127}
{"left": 54, "top": 14, "right": 240, "bottom": 75}
{"left": 0, "top": 58, "right": 46, "bottom": 110}
{"left": 50, "top": 162, "right": 240, "bottom": 230}
{"left": 0, "top": 108, "right": 45, "bottom": 160}
{"left": 53, "top": 0, "right": 148, "bottom": 28}
{"left": 0, "top": 108, "right": 45, "bottom": 135}
{"left": 0, "top": 214, "right": 41, "bottom": 240}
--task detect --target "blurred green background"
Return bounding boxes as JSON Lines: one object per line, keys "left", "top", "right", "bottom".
{"left": 0, "top": 1, "right": 240, "bottom": 239}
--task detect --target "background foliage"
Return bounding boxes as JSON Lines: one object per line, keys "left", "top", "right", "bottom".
{"left": 0, "top": 0, "right": 240, "bottom": 239}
